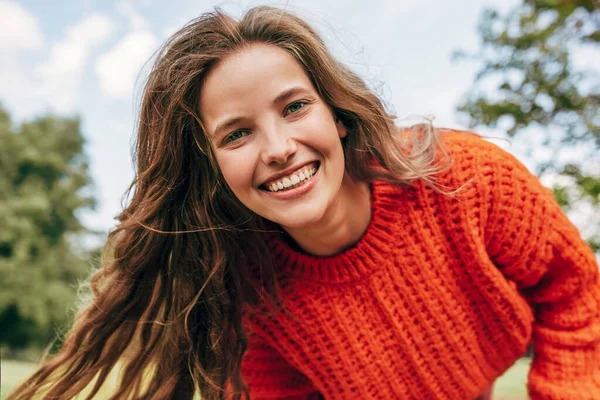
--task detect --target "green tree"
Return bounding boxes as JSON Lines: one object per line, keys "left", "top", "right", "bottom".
{"left": 455, "top": 0, "right": 599, "bottom": 252}
{"left": 0, "top": 105, "right": 96, "bottom": 354}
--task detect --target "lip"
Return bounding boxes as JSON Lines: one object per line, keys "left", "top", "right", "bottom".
{"left": 259, "top": 161, "right": 319, "bottom": 187}
{"left": 261, "top": 164, "right": 320, "bottom": 200}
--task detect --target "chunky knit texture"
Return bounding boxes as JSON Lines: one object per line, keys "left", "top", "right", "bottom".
{"left": 238, "top": 131, "right": 600, "bottom": 400}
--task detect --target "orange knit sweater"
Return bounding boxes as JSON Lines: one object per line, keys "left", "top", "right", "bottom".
{"left": 239, "top": 132, "right": 600, "bottom": 400}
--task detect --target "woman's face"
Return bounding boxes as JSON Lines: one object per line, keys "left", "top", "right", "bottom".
{"left": 200, "top": 43, "right": 347, "bottom": 230}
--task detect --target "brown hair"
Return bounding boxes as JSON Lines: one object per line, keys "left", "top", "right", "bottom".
{"left": 8, "top": 6, "right": 447, "bottom": 400}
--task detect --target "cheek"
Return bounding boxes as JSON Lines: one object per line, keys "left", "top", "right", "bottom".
{"left": 216, "top": 153, "right": 256, "bottom": 197}
{"left": 303, "top": 112, "right": 343, "bottom": 150}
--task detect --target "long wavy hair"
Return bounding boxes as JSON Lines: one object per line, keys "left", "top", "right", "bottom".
{"left": 8, "top": 6, "right": 448, "bottom": 400}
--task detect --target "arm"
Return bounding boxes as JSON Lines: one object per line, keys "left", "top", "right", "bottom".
{"left": 476, "top": 138, "right": 600, "bottom": 399}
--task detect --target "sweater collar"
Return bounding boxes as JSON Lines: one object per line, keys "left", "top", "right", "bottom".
{"left": 268, "top": 180, "right": 408, "bottom": 284}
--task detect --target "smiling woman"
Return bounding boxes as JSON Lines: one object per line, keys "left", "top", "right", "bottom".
{"left": 7, "top": 5, "right": 600, "bottom": 400}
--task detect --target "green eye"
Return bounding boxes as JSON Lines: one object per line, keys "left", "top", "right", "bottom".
{"left": 224, "top": 130, "right": 249, "bottom": 144}
{"left": 285, "top": 101, "right": 307, "bottom": 115}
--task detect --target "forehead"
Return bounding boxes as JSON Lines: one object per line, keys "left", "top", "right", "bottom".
{"left": 199, "top": 44, "right": 315, "bottom": 124}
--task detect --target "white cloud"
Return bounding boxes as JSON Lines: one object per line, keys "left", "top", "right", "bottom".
{"left": 0, "top": 4, "right": 114, "bottom": 117}
{"left": 0, "top": 1, "right": 43, "bottom": 111}
{"left": 117, "top": 2, "right": 148, "bottom": 31}
{"left": 0, "top": 1, "right": 44, "bottom": 53}
{"left": 95, "top": 4, "right": 158, "bottom": 100}
{"left": 36, "top": 14, "right": 114, "bottom": 79}
{"left": 33, "top": 14, "right": 115, "bottom": 113}
{"left": 95, "top": 31, "right": 157, "bottom": 98}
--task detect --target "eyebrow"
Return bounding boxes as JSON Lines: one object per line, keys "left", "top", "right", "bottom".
{"left": 272, "top": 86, "right": 312, "bottom": 106}
{"left": 212, "top": 86, "right": 312, "bottom": 137}
{"left": 213, "top": 116, "right": 246, "bottom": 138}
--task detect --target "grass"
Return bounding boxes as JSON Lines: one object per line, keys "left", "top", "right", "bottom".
{"left": 493, "top": 358, "right": 530, "bottom": 399}
{"left": 1, "top": 359, "right": 38, "bottom": 399}
{"left": 1, "top": 357, "right": 531, "bottom": 399}
{"left": 1, "top": 358, "right": 125, "bottom": 400}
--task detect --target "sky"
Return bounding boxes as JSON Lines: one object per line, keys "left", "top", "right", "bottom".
{"left": 1, "top": 0, "right": 596, "bottom": 243}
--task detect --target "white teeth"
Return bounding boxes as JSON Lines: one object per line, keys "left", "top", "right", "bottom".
{"left": 266, "top": 164, "right": 318, "bottom": 192}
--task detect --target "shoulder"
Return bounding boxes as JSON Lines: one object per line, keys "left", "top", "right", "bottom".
{"left": 435, "top": 129, "right": 537, "bottom": 187}
{"left": 433, "top": 130, "right": 559, "bottom": 235}
{"left": 439, "top": 129, "right": 520, "bottom": 166}
{"left": 425, "top": 130, "right": 557, "bottom": 228}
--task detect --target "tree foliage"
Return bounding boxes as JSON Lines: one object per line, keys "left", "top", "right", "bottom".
{"left": 0, "top": 105, "right": 96, "bottom": 352}
{"left": 456, "top": 0, "right": 599, "bottom": 252}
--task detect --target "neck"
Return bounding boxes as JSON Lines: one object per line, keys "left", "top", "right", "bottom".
{"left": 282, "top": 173, "right": 372, "bottom": 257}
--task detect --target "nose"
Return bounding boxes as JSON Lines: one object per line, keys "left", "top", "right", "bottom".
{"left": 259, "top": 122, "right": 297, "bottom": 165}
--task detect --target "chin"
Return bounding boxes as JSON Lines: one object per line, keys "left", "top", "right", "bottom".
{"left": 267, "top": 204, "right": 327, "bottom": 231}
{"left": 278, "top": 218, "right": 317, "bottom": 231}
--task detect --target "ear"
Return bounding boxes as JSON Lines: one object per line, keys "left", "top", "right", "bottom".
{"left": 335, "top": 118, "right": 347, "bottom": 139}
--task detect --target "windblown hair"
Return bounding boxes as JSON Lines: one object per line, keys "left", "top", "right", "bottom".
{"left": 8, "top": 6, "right": 448, "bottom": 400}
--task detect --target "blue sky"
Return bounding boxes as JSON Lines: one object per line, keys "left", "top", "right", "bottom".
{"left": 3, "top": 0, "right": 596, "bottom": 242}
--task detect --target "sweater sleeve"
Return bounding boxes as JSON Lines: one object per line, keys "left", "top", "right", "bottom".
{"left": 233, "top": 327, "right": 322, "bottom": 400}
{"left": 475, "top": 138, "right": 600, "bottom": 399}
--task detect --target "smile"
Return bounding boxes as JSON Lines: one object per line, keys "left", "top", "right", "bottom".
{"left": 262, "top": 162, "right": 320, "bottom": 192}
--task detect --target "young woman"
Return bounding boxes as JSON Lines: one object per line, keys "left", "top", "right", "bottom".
{"left": 9, "top": 6, "right": 600, "bottom": 400}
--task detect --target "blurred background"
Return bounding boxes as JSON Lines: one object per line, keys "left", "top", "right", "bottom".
{"left": 0, "top": 0, "right": 598, "bottom": 398}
